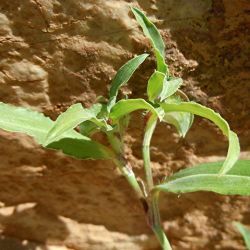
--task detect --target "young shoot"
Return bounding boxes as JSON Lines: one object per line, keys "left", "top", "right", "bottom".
{"left": 0, "top": 7, "right": 249, "bottom": 250}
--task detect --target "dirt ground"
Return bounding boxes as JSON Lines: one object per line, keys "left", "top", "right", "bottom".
{"left": 0, "top": 0, "right": 249, "bottom": 249}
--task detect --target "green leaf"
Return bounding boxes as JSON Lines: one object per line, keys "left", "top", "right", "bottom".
{"left": 109, "top": 98, "right": 164, "bottom": 122}
{"left": 147, "top": 71, "right": 165, "bottom": 102}
{"left": 131, "top": 7, "right": 168, "bottom": 74}
{"left": 154, "top": 161, "right": 250, "bottom": 196}
{"left": 108, "top": 53, "right": 149, "bottom": 111}
{"left": 87, "top": 103, "right": 103, "bottom": 116}
{"left": 162, "top": 96, "right": 193, "bottom": 137}
{"left": 44, "top": 103, "right": 95, "bottom": 145}
{"left": 85, "top": 103, "right": 113, "bottom": 132}
{"left": 79, "top": 117, "right": 113, "bottom": 137}
{"left": 118, "top": 114, "right": 130, "bottom": 136}
{"left": 234, "top": 222, "right": 250, "bottom": 249}
{"left": 160, "top": 78, "right": 183, "bottom": 101}
{"left": 163, "top": 112, "right": 193, "bottom": 137}
{"left": 169, "top": 160, "right": 250, "bottom": 181}
{"left": 154, "top": 173, "right": 250, "bottom": 196}
{"left": 147, "top": 72, "right": 182, "bottom": 103}
{"left": 0, "top": 102, "right": 54, "bottom": 144}
{"left": 0, "top": 102, "right": 112, "bottom": 160}
{"left": 78, "top": 103, "right": 112, "bottom": 135}
{"left": 44, "top": 103, "right": 112, "bottom": 145}
{"left": 47, "top": 137, "right": 113, "bottom": 160}
{"left": 161, "top": 101, "right": 240, "bottom": 175}
{"left": 79, "top": 120, "right": 100, "bottom": 136}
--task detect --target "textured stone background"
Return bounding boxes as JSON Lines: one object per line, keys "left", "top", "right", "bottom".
{"left": 0, "top": 0, "right": 250, "bottom": 249}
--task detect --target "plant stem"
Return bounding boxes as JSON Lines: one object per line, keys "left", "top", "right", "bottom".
{"left": 143, "top": 113, "right": 172, "bottom": 250}
{"left": 150, "top": 192, "right": 172, "bottom": 250}
{"left": 142, "top": 113, "right": 157, "bottom": 192}
{"left": 108, "top": 132, "right": 146, "bottom": 207}
{"left": 113, "top": 158, "right": 145, "bottom": 201}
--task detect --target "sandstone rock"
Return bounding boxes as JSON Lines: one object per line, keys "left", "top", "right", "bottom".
{"left": 0, "top": 0, "right": 249, "bottom": 249}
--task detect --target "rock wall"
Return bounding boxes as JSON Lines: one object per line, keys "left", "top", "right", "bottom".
{"left": 0, "top": 0, "right": 249, "bottom": 249}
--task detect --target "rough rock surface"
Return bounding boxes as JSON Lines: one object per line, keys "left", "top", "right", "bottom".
{"left": 0, "top": 0, "right": 249, "bottom": 249}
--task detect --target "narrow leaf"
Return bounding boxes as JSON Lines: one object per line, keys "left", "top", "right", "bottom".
{"left": 109, "top": 99, "right": 164, "bottom": 122}
{"left": 154, "top": 174, "right": 250, "bottom": 196}
{"left": 161, "top": 101, "right": 240, "bottom": 174}
{"left": 0, "top": 102, "right": 112, "bottom": 160}
{"left": 147, "top": 71, "right": 165, "bottom": 102}
{"left": 164, "top": 112, "right": 193, "bottom": 137}
{"left": 160, "top": 78, "right": 183, "bottom": 101}
{"left": 47, "top": 137, "right": 113, "bottom": 160}
{"left": 234, "top": 222, "right": 250, "bottom": 249}
{"left": 87, "top": 103, "right": 103, "bottom": 116}
{"left": 162, "top": 96, "right": 193, "bottom": 137}
{"left": 44, "top": 103, "right": 94, "bottom": 145}
{"left": 79, "top": 119, "right": 113, "bottom": 137}
{"left": 108, "top": 53, "right": 149, "bottom": 111}
{"left": 79, "top": 120, "right": 100, "bottom": 136}
{"left": 45, "top": 103, "right": 112, "bottom": 145}
{"left": 131, "top": 7, "right": 168, "bottom": 74}
{"left": 169, "top": 160, "right": 250, "bottom": 181}
{"left": 0, "top": 102, "right": 54, "bottom": 144}
{"left": 147, "top": 72, "right": 182, "bottom": 103}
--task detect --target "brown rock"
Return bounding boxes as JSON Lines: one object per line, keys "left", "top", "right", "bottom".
{"left": 0, "top": 0, "right": 249, "bottom": 249}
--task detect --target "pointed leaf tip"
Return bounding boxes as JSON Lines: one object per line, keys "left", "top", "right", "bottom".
{"left": 0, "top": 102, "right": 112, "bottom": 160}
{"left": 161, "top": 101, "right": 240, "bottom": 174}
{"left": 44, "top": 103, "right": 94, "bottom": 145}
{"left": 131, "top": 7, "right": 168, "bottom": 74}
{"left": 107, "top": 53, "right": 149, "bottom": 111}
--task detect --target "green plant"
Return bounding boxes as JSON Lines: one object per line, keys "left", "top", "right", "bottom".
{"left": 234, "top": 222, "right": 250, "bottom": 249}
{"left": 0, "top": 7, "right": 249, "bottom": 249}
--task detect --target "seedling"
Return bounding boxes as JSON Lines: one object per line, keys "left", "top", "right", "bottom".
{"left": 0, "top": 7, "right": 249, "bottom": 249}
{"left": 234, "top": 222, "right": 250, "bottom": 249}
